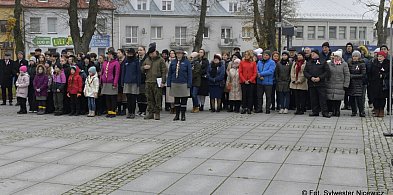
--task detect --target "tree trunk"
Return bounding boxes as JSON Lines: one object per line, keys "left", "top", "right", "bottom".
{"left": 253, "top": 0, "right": 264, "bottom": 48}
{"left": 383, "top": 8, "right": 390, "bottom": 45}
{"left": 193, "top": 0, "right": 207, "bottom": 52}
{"left": 13, "top": 0, "right": 24, "bottom": 53}
{"left": 263, "top": 0, "right": 276, "bottom": 50}
{"left": 377, "top": 0, "right": 385, "bottom": 46}
{"left": 68, "top": 0, "right": 99, "bottom": 54}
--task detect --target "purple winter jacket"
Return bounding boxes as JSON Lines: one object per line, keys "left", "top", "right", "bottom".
{"left": 33, "top": 65, "right": 49, "bottom": 97}
{"left": 100, "top": 59, "right": 120, "bottom": 87}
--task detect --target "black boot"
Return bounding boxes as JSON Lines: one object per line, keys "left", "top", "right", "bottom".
{"left": 181, "top": 110, "right": 186, "bottom": 121}
{"left": 173, "top": 106, "right": 180, "bottom": 121}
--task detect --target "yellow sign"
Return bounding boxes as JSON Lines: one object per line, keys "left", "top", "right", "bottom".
{"left": 390, "top": 0, "right": 393, "bottom": 22}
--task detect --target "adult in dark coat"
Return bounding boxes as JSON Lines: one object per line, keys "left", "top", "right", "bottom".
{"left": 304, "top": 49, "right": 331, "bottom": 118}
{"left": 320, "top": 42, "right": 332, "bottom": 64}
{"left": 197, "top": 49, "right": 209, "bottom": 111}
{"left": 368, "top": 51, "right": 390, "bottom": 117}
{"left": 347, "top": 51, "right": 366, "bottom": 117}
{"left": 27, "top": 57, "right": 37, "bottom": 112}
{"left": 0, "top": 52, "right": 16, "bottom": 105}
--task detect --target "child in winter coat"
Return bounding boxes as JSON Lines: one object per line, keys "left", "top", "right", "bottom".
{"left": 67, "top": 66, "right": 83, "bottom": 116}
{"left": 84, "top": 66, "right": 99, "bottom": 117}
{"left": 226, "top": 59, "right": 242, "bottom": 113}
{"left": 16, "top": 66, "right": 30, "bottom": 114}
{"left": 33, "top": 64, "right": 49, "bottom": 115}
{"left": 52, "top": 64, "right": 66, "bottom": 116}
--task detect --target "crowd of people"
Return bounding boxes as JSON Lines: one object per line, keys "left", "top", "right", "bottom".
{"left": 0, "top": 41, "right": 391, "bottom": 121}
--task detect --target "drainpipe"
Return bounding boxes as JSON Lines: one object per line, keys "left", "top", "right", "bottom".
{"left": 112, "top": 9, "right": 115, "bottom": 48}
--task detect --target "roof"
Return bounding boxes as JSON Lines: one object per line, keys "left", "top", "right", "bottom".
{"left": 296, "top": 0, "right": 376, "bottom": 20}
{"left": 21, "top": 0, "right": 115, "bottom": 10}
{"left": 114, "top": 0, "right": 238, "bottom": 17}
{"left": 0, "top": 0, "right": 15, "bottom": 6}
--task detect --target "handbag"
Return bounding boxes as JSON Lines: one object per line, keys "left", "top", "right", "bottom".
{"left": 227, "top": 82, "right": 232, "bottom": 91}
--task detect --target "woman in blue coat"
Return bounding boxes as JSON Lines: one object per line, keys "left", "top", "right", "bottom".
{"left": 207, "top": 54, "right": 226, "bottom": 112}
{"left": 167, "top": 49, "right": 192, "bottom": 121}
{"left": 122, "top": 48, "right": 141, "bottom": 119}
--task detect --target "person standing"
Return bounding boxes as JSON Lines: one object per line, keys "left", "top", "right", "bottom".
{"left": 122, "top": 48, "right": 141, "bottom": 119}
{"left": 27, "top": 57, "right": 37, "bottom": 113}
{"left": 304, "top": 50, "right": 331, "bottom": 118}
{"left": 290, "top": 52, "right": 308, "bottom": 115}
{"left": 190, "top": 52, "right": 202, "bottom": 113}
{"left": 239, "top": 50, "right": 257, "bottom": 114}
{"left": 320, "top": 42, "right": 332, "bottom": 64}
{"left": 33, "top": 64, "right": 49, "bottom": 115}
{"left": 142, "top": 43, "right": 167, "bottom": 120}
{"left": 326, "top": 50, "right": 350, "bottom": 117}
{"left": 101, "top": 50, "right": 121, "bottom": 118}
{"left": 137, "top": 46, "right": 148, "bottom": 116}
{"left": 16, "top": 66, "right": 29, "bottom": 114}
{"left": 15, "top": 51, "right": 28, "bottom": 107}
{"left": 116, "top": 49, "right": 128, "bottom": 116}
{"left": 276, "top": 51, "right": 292, "bottom": 114}
{"left": 256, "top": 50, "right": 276, "bottom": 114}
{"left": 227, "top": 59, "right": 242, "bottom": 113}
{"left": 167, "top": 49, "right": 192, "bottom": 121}
{"left": 348, "top": 50, "right": 366, "bottom": 117}
{"left": 368, "top": 51, "right": 390, "bottom": 117}
{"left": 164, "top": 49, "right": 175, "bottom": 113}
{"left": 207, "top": 54, "right": 226, "bottom": 112}
{"left": 67, "top": 66, "right": 83, "bottom": 116}
{"left": 0, "top": 52, "right": 16, "bottom": 105}
{"left": 84, "top": 66, "right": 100, "bottom": 117}
{"left": 52, "top": 63, "right": 66, "bottom": 116}
{"left": 197, "top": 49, "right": 210, "bottom": 111}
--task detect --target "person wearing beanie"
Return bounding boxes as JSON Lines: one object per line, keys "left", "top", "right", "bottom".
{"left": 207, "top": 54, "right": 226, "bottom": 112}
{"left": 276, "top": 51, "right": 292, "bottom": 114}
{"left": 290, "top": 52, "right": 308, "bottom": 115}
{"left": 167, "top": 49, "right": 192, "bottom": 121}
{"left": 33, "top": 64, "right": 48, "bottom": 115}
{"left": 52, "top": 63, "right": 66, "bottom": 116}
{"left": 239, "top": 50, "right": 257, "bottom": 114}
{"left": 320, "top": 42, "right": 331, "bottom": 64}
{"left": 288, "top": 48, "right": 297, "bottom": 62}
{"left": 304, "top": 49, "right": 331, "bottom": 118}
{"left": 122, "top": 47, "right": 141, "bottom": 119}
{"left": 347, "top": 50, "right": 366, "bottom": 117}
{"left": 368, "top": 51, "right": 390, "bottom": 117}
{"left": 141, "top": 43, "right": 168, "bottom": 120}
{"left": 343, "top": 42, "right": 354, "bottom": 62}
{"left": 380, "top": 45, "right": 389, "bottom": 54}
{"left": 227, "top": 58, "right": 242, "bottom": 113}
{"left": 67, "top": 66, "right": 82, "bottom": 116}
{"left": 84, "top": 66, "right": 99, "bottom": 117}
{"left": 326, "top": 50, "right": 350, "bottom": 117}
{"left": 16, "top": 66, "right": 30, "bottom": 114}
{"left": 255, "top": 50, "right": 276, "bottom": 114}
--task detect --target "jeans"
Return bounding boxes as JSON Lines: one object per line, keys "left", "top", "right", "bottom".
{"left": 257, "top": 85, "right": 272, "bottom": 111}
{"left": 88, "top": 97, "right": 96, "bottom": 111}
{"left": 191, "top": 86, "right": 199, "bottom": 107}
{"left": 278, "top": 91, "right": 290, "bottom": 109}
{"left": 350, "top": 96, "right": 365, "bottom": 114}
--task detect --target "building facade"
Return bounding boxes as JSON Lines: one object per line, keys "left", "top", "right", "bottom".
{"left": 290, "top": 0, "right": 377, "bottom": 51}
{"left": 0, "top": 0, "right": 16, "bottom": 58}
{"left": 113, "top": 0, "right": 254, "bottom": 58}
{"left": 22, "top": 0, "right": 115, "bottom": 56}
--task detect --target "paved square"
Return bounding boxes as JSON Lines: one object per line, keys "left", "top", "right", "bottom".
{"left": 0, "top": 103, "right": 392, "bottom": 195}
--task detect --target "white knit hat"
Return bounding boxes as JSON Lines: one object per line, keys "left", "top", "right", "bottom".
{"left": 374, "top": 48, "right": 381, "bottom": 53}
{"left": 333, "top": 50, "right": 342, "bottom": 58}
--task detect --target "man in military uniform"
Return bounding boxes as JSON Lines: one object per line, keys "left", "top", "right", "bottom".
{"left": 141, "top": 43, "right": 167, "bottom": 120}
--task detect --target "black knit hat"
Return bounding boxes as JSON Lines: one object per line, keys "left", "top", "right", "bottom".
{"left": 147, "top": 42, "right": 157, "bottom": 54}
{"left": 311, "top": 49, "right": 320, "bottom": 56}
{"left": 263, "top": 50, "right": 272, "bottom": 57}
{"left": 282, "top": 50, "right": 290, "bottom": 56}
{"left": 346, "top": 42, "right": 353, "bottom": 48}
{"left": 322, "top": 42, "right": 330, "bottom": 48}
{"left": 162, "top": 49, "right": 169, "bottom": 55}
{"left": 127, "top": 48, "right": 136, "bottom": 55}
{"left": 297, "top": 51, "right": 306, "bottom": 59}
{"left": 232, "top": 52, "right": 242, "bottom": 60}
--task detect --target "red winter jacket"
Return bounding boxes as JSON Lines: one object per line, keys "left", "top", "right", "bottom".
{"left": 67, "top": 67, "right": 83, "bottom": 95}
{"left": 239, "top": 60, "right": 257, "bottom": 84}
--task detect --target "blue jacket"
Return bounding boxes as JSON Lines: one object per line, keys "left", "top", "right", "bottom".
{"left": 257, "top": 59, "right": 276, "bottom": 85}
{"left": 167, "top": 57, "right": 192, "bottom": 88}
{"left": 122, "top": 57, "right": 141, "bottom": 86}
{"left": 207, "top": 61, "right": 225, "bottom": 86}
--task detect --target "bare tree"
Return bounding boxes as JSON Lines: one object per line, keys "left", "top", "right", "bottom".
{"left": 13, "top": 0, "right": 24, "bottom": 53}
{"left": 263, "top": 0, "right": 276, "bottom": 50}
{"left": 252, "top": 0, "right": 264, "bottom": 48}
{"left": 193, "top": 0, "right": 208, "bottom": 52}
{"left": 68, "top": 0, "right": 99, "bottom": 53}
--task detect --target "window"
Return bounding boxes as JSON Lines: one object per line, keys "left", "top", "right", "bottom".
{"left": 162, "top": 1, "right": 172, "bottom": 11}
{"left": 30, "top": 17, "right": 41, "bottom": 33}
{"left": 339, "top": 26, "right": 346, "bottom": 39}
{"left": 317, "top": 26, "right": 325, "bottom": 39}
{"left": 47, "top": 17, "right": 57, "bottom": 33}
{"left": 307, "top": 26, "right": 315, "bottom": 39}
{"left": 175, "top": 26, "right": 187, "bottom": 45}
{"left": 0, "top": 20, "right": 6, "bottom": 34}
{"left": 329, "top": 26, "right": 337, "bottom": 39}
{"left": 242, "top": 27, "right": 252, "bottom": 38}
{"left": 229, "top": 2, "right": 239, "bottom": 12}
{"left": 97, "top": 18, "right": 106, "bottom": 33}
{"left": 125, "top": 26, "right": 138, "bottom": 44}
{"left": 137, "top": 0, "right": 147, "bottom": 10}
{"left": 203, "top": 27, "right": 209, "bottom": 38}
{"left": 221, "top": 28, "right": 231, "bottom": 39}
{"left": 350, "top": 26, "right": 357, "bottom": 39}
{"left": 295, "top": 26, "right": 303, "bottom": 38}
{"left": 151, "top": 26, "right": 162, "bottom": 39}
{"left": 359, "top": 27, "right": 367, "bottom": 40}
